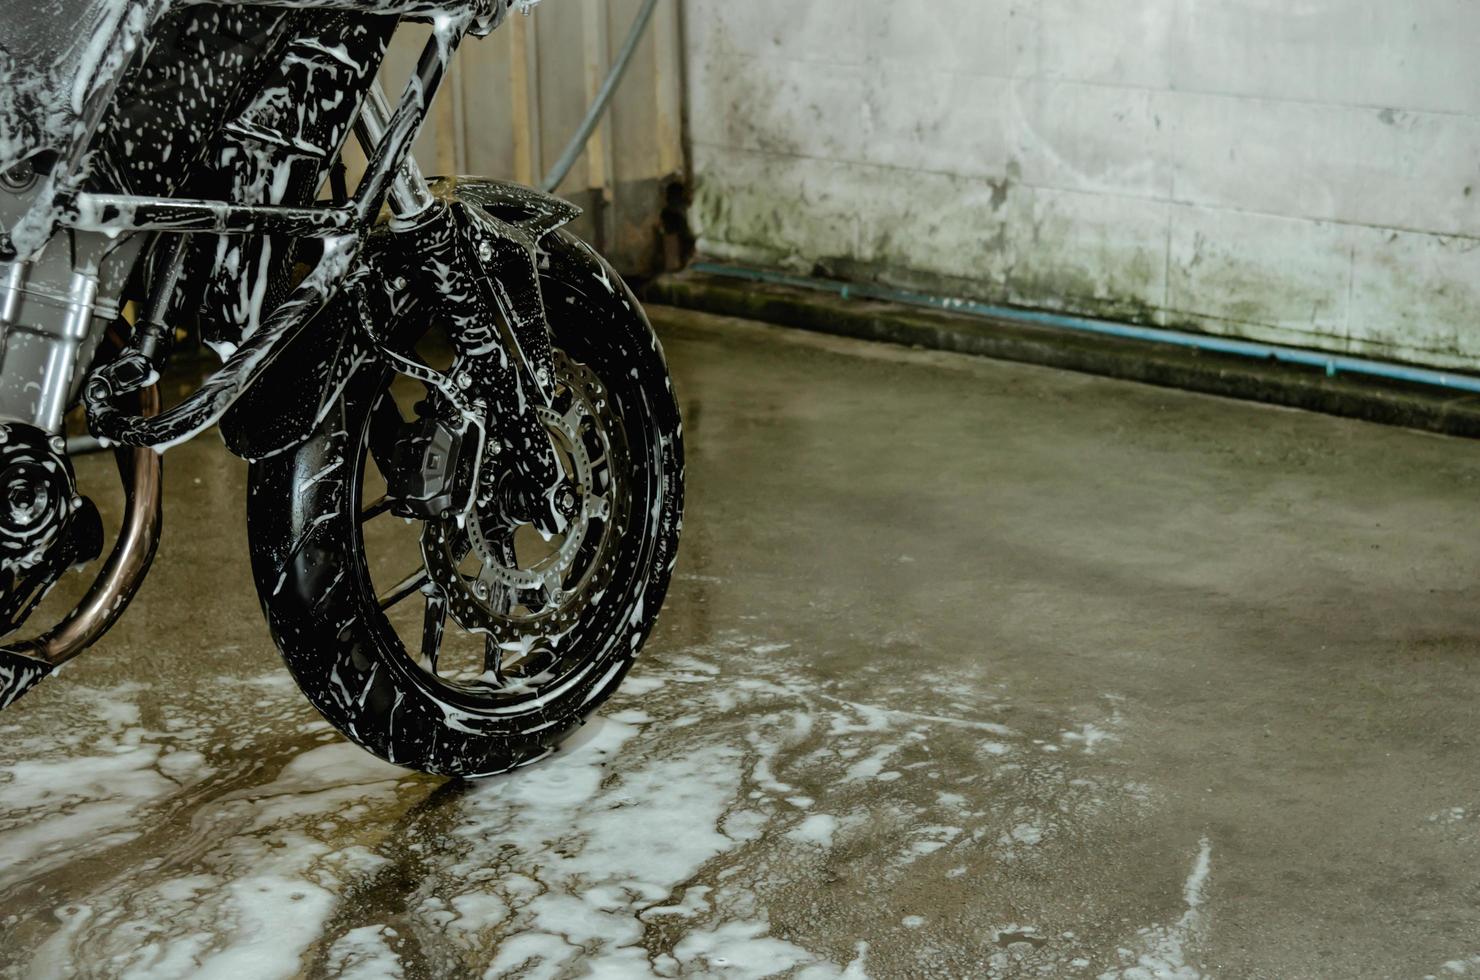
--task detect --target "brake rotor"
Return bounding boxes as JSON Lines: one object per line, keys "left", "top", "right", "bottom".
{"left": 419, "top": 350, "right": 630, "bottom": 673}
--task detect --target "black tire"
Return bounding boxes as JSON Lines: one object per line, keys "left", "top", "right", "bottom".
{"left": 246, "top": 232, "right": 683, "bottom": 777}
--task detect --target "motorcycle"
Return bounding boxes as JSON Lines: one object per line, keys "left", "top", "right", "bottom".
{"left": 0, "top": 0, "right": 684, "bottom": 777}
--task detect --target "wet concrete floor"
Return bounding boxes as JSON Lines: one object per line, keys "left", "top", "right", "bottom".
{"left": 2, "top": 305, "right": 1479, "bottom": 978}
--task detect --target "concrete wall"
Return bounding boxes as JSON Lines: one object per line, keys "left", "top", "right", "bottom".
{"left": 375, "top": 1, "right": 685, "bottom": 275}
{"left": 682, "top": 1, "right": 1480, "bottom": 369}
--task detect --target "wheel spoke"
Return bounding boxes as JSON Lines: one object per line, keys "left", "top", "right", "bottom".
{"left": 586, "top": 494, "right": 611, "bottom": 521}
{"left": 361, "top": 494, "right": 395, "bottom": 523}
{"left": 378, "top": 568, "right": 429, "bottom": 609}
{"left": 531, "top": 569, "right": 566, "bottom": 613}
{"left": 473, "top": 568, "right": 515, "bottom": 617}
{"left": 483, "top": 634, "right": 506, "bottom": 685}
{"left": 422, "top": 592, "right": 447, "bottom": 674}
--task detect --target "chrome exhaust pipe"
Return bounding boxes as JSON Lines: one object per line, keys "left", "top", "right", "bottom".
{"left": 4, "top": 384, "right": 162, "bottom": 679}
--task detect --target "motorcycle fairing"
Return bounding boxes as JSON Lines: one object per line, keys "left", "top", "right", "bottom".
{"left": 0, "top": 0, "right": 172, "bottom": 259}
{"left": 0, "top": 0, "right": 152, "bottom": 170}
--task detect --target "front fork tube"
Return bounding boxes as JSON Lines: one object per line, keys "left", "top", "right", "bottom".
{"left": 378, "top": 201, "right": 564, "bottom": 532}
{"left": 355, "top": 81, "right": 436, "bottom": 220}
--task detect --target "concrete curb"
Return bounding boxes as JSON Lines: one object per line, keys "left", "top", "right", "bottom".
{"left": 646, "top": 271, "right": 1480, "bottom": 439}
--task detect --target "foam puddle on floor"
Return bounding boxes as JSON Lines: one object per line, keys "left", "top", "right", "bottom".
{"left": 0, "top": 633, "right": 1208, "bottom": 978}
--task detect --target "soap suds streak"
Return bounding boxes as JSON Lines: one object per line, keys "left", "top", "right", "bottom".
{"left": 1, "top": 634, "right": 1166, "bottom": 977}
{"left": 1096, "top": 837, "right": 1213, "bottom": 980}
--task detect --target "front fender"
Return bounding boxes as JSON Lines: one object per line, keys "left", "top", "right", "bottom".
{"left": 218, "top": 178, "right": 580, "bottom": 461}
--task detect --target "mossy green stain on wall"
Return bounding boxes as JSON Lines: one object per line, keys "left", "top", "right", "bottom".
{"left": 690, "top": 146, "right": 1480, "bottom": 370}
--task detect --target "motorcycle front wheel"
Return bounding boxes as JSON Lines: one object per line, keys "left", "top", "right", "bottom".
{"left": 246, "top": 233, "right": 683, "bottom": 777}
